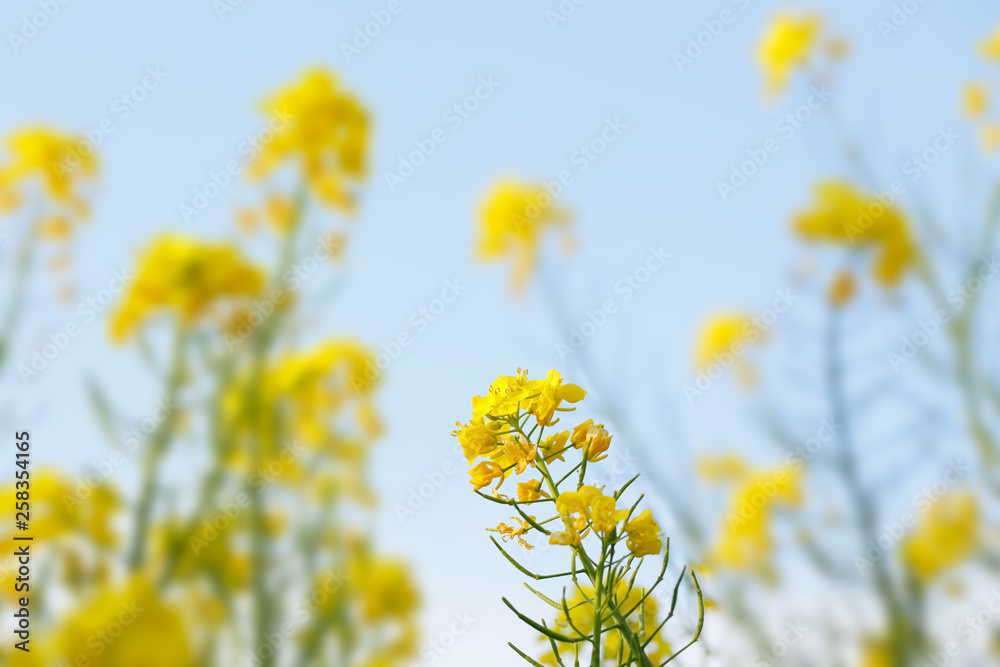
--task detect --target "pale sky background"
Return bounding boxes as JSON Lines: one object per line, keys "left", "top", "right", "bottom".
{"left": 1, "top": 0, "right": 998, "bottom": 665}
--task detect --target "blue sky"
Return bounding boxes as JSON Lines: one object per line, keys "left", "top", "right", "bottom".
{"left": 1, "top": 0, "right": 998, "bottom": 664}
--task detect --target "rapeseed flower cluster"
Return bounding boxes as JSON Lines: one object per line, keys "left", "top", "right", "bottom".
{"left": 454, "top": 369, "right": 703, "bottom": 666}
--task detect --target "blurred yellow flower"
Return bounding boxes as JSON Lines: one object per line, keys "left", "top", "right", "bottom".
{"left": 708, "top": 465, "right": 802, "bottom": 578}
{"left": 963, "top": 83, "right": 990, "bottom": 117}
{"left": 541, "top": 580, "right": 670, "bottom": 664}
{"left": 263, "top": 192, "right": 297, "bottom": 234}
{"left": 859, "top": 639, "right": 892, "bottom": 667}
{"left": 476, "top": 180, "right": 572, "bottom": 291}
{"left": 694, "top": 313, "right": 763, "bottom": 372}
{"left": 110, "top": 235, "right": 265, "bottom": 341}
{"left": 3, "top": 471, "right": 117, "bottom": 546}
{"left": 56, "top": 577, "right": 193, "bottom": 667}
{"left": 353, "top": 557, "right": 420, "bottom": 622}
{"left": 697, "top": 452, "right": 749, "bottom": 482}
{"left": 794, "top": 180, "right": 917, "bottom": 285}
{"left": 979, "top": 26, "right": 1000, "bottom": 60}
{"left": 0, "top": 126, "right": 97, "bottom": 210}
{"left": 983, "top": 123, "right": 1000, "bottom": 153}
{"left": 37, "top": 215, "right": 73, "bottom": 240}
{"left": 758, "top": 12, "right": 822, "bottom": 97}
{"left": 901, "top": 491, "right": 979, "bottom": 583}
{"left": 828, "top": 269, "right": 856, "bottom": 306}
{"left": 251, "top": 68, "right": 368, "bottom": 211}
{"left": 266, "top": 340, "right": 382, "bottom": 447}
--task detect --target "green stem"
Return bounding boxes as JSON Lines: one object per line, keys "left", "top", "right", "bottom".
{"left": 128, "top": 326, "right": 186, "bottom": 570}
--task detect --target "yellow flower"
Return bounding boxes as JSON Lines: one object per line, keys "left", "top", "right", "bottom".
{"left": 471, "top": 368, "right": 537, "bottom": 419}
{"left": 963, "top": 83, "right": 990, "bottom": 117}
{"left": 492, "top": 433, "right": 538, "bottom": 475}
{"left": 2, "top": 470, "right": 117, "bottom": 546}
{"left": 496, "top": 516, "right": 535, "bottom": 549}
{"left": 263, "top": 192, "right": 297, "bottom": 233}
{"left": 548, "top": 528, "right": 582, "bottom": 546}
{"left": 254, "top": 340, "right": 383, "bottom": 466}
{"left": 590, "top": 494, "right": 628, "bottom": 533}
{"left": 555, "top": 486, "right": 627, "bottom": 535}
{"left": 828, "top": 269, "right": 856, "bottom": 307}
{"left": 250, "top": 68, "right": 368, "bottom": 211}
{"left": 37, "top": 215, "right": 73, "bottom": 240}
{"left": 353, "top": 558, "right": 420, "bottom": 621}
{"left": 110, "top": 235, "right": 265, "bottom": 341}
{"left": 901, "top": 491, "right": 979, "bottom": 583}
{"left": 555, "top": 485, "right": 602, "bottom": 516}
{"left": 0, "top": 187, "right": 23, "bottom": 213}
{"left": 758, "top": 12, "right": 822, "bottom": 97}
{"left": 541, "top": 430, "right": 570, "bottom": 462}
{"left": 694, "top": 314, "right": 762, "bottom": 370}
{"left": 570, "top": 419, "right": 594, "bottom": 445}
{"left": 471, "top": 368, "right": 583, "bottom": 427}
{"left": 859, "top": 638, "right": 892, "bottom": 667}
{"left": 983, "top": 123, "right": 1000, "bottom": 153}
{"left": 624, "top": 509, "right": 663, "bottom": 557}
{"left": 708, "top": 466, "right": 802, "bottom": 577}
{"left": 469, "top": 460, "right": 505, "bottom": 493}
{"left": 979, "top": 26, "right": 1000, "bottom": 61}
{"left": 476, "top": 180, "right": 572, "bottom": 291}
{"left": 794, "top": 180, "right": 916, "bottom": 285}
{"left": 455, "top": 415, "right": 502, "bottom": 463}
{"left": 570, "top": 420, "right": 612, "bottom": 462}
{"left": 56, "top": 577, "right": 193, "bottom": 667}
{"left": 696, "top": 452, "right": 748, "bottom": 482}
{"left": 517, "top": 479, "right": 547, "bottom": 502}
{"left": 0, "top": 126, "right": 97, "bottom": 209}
{"left": 530, "top": 369, "right": 586, "bottom": 426}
